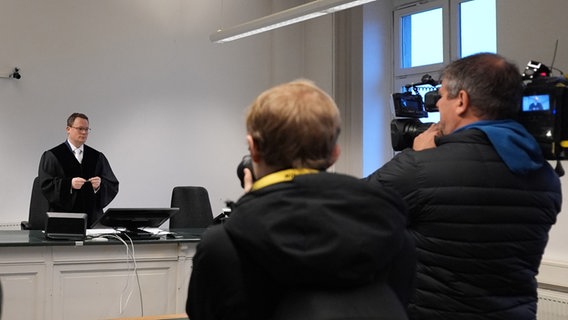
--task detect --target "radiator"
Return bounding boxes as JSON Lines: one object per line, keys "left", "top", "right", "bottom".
{"left": 0, "top": 222, "right": 21, "bottom": 230}
{"left": 538, "top": 288, "right": 568, "bottom": 320}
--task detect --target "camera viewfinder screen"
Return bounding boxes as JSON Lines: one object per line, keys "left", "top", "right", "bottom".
{"left": 402, "top": 97, "right": 421, "bottom": 109}
{"left": 522, "top": 94, "right": 550, "bottom": 112}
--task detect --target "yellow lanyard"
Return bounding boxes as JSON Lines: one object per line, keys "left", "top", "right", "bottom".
{"left": 251, "top": 168, "right": 319, "bottom": 191}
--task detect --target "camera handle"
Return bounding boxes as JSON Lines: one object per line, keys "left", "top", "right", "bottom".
{"left": 554, "top": 160, "right": 564, "bottom": 177}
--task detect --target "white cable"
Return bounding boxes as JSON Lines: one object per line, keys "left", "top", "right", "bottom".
{"left": 121, "top": 233, "right": 144, "bottom": 316}
{"left": 103, "top": 234, "right": 133, "bottom": 315}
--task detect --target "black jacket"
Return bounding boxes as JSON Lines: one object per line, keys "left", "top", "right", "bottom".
{"left": 187, "top": 171, "right": 415, "bottom": 320}
{"left": 39, "top": 142, "right": 119, "bottom": 226}
{"left": 365, "top": 127, "right": 562, "bottom": 320}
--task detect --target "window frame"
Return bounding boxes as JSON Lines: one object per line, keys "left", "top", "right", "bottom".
{"left": 453, "top": 0, "right": 497, "bottom": 59}
{"left": 393, "top": 0, "right": 450, "bottom": 78}
{"left": 392, "top": 0, "right": 495, "bottom": 121}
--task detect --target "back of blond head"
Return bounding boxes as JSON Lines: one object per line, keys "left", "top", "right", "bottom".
{"left": 246, "top": 79, "right": 341, "bottom": 170}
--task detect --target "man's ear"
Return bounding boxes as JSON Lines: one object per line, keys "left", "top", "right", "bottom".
{"left": 330, "top": 144, "right": 341, "bottom": 165}
{"left": 246, "top": 135, "right": 261, "bottom": 162}
{"left": 456, "top": 89, "right": 470, "bottom": 116}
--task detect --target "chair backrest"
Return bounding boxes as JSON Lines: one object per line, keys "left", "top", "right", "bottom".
{"left": 27, "top": 176, "right": 50, "bottom": 230}
{"left": 170, "top": 186, "right": 214, "bottom": 229}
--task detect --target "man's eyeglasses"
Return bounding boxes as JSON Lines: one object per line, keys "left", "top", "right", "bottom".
{"left": 70, "top": 126, "right": 91, "bottom": 132}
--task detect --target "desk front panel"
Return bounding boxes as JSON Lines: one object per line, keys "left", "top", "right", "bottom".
{"left": 0, "top": 230, "right": 201, "bottom": 320}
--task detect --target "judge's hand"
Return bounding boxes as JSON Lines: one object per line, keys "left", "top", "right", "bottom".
{"left": 413, "top": 123, "right": 442, "bottom": 151}
{"left": 243, "top": 168, "right": 254, "bottom": 193}
{"left": 71, "top": 177, "right": 87, "bottom": 190}
{"left": 89, "top": 176, "right": 101, "bottom": 190}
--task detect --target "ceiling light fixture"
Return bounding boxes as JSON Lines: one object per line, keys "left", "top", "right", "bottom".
{"left": 210, "top": 0, "right": 377, "bottom": 43}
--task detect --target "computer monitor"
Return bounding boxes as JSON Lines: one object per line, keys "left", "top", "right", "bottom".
{"left": 92, "top": 208, "right": 179, "bottom": 238}
{"left": 45, "top": 212, "right": 88, "bottom": 240}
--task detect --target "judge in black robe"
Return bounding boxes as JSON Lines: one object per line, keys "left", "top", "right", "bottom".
{"left": 38, "top": 113, "right": 119, "bottom": 227}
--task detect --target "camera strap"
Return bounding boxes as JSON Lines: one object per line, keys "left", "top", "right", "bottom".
{"left": 251, "top": 168, "right": 319, "bottom": 191}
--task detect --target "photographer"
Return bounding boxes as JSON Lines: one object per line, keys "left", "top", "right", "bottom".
{"left": 187, "top": 80, "right": 415, "bottom": 320}
{"left": 364, "top": 53, "right": 562, "bottom": 320}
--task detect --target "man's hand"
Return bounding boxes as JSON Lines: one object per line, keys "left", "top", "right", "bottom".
{"left": 71, "top": 177, "right": 87, "bottom": 190}
{"left": 413, "top": 123, "right": 442, "bottom": 151}
{"left": 89, "top": 176, "right": 101, "bottom": 191}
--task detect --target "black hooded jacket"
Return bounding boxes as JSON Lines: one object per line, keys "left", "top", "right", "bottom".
{"left": 365, "top": 126, "right": 562, "bottom": 320}
{"left": 187, "top": 171, "right": 415, "bottom": 320}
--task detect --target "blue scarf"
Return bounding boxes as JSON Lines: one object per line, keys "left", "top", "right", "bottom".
{"left": 454, "top": 120, "right": 544, "bottom": 174}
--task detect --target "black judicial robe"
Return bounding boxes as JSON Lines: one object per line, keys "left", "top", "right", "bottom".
{"left": 38, "top": 142, "right": 119, "bottom": 227}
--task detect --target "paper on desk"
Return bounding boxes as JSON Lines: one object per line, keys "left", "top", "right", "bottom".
{"left": 86, "top": 229, "right": 121, "bottom": 236}
{"left": 86, "top": 228, "right": 170, "bottom": 237}
{"left": 140, "top": 227, "right": 168, "bottom": 234}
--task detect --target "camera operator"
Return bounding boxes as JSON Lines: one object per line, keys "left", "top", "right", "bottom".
{"left": 364, "top": 53, "right": 562, "bottom": 320}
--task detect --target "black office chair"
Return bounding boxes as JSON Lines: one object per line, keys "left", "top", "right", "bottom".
{"left": 21, "top": 176, "right": 50, "bottom": 230}
{"left": 169, "top": 186, "right": 214, "bottom": 229}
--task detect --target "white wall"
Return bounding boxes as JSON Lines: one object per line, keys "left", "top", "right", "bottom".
{"left": 0, "top": 0, "right": 334, "bottom": 223}
{"left": 362, "top": 0, "right": 395, "bottom": 175}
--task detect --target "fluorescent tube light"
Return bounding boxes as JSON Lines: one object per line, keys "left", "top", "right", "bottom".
{"left": 210, "top": 0, "right": 377, "bottom": 43}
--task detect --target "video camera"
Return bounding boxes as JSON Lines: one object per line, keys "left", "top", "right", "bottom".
{"left": 236, "top": 155, "right": 255, "bottom": 188}
{"left": 212, "top": 155, "right": 256, "bottom": 224}
{"left": 389, "top": 61, "right": 566, "bottom": 175}
{"left": 518, "top": 60, "right": 568, "bottom": 162}
{"left": 390, "top": 74, "right": 441, "bottom": 151}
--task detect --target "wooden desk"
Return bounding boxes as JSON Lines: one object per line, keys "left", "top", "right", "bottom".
{"left": 0, "top": 229, "right": 203, "bottom": 320}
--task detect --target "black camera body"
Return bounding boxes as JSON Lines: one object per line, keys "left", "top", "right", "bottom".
{"left": 390, "top": 63, "right": 568, "bottom": 162}
{"left": 236, "top": 155, "right": 255, "bottom": 188}
{"left": 390, "top": 75, "right": 441, "bottom": 151}
{"left": 518, "top": 76, "right": 568, "bottom": 160}
{"left": 392, "top": 92, "right": 428, "bottom": 118}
